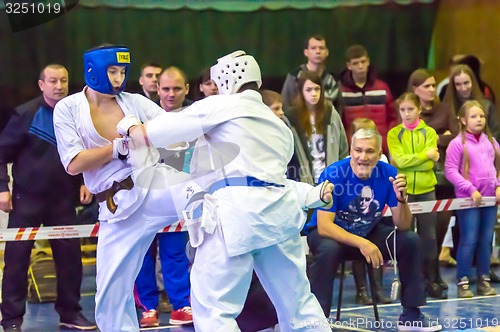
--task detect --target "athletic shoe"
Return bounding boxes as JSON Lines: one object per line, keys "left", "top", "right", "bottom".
{"left": 2, "top": 324, "right": 22, "bottom": 332}
{"left": 457, "top": 276, "right": 474, "bottom": 298}
{"left": 489, "top": 269, "right": 500, "bottom": 283}
{"left": 398, "top": 309, "right": 442, "bottom": 331}
{"left": 477, "top": 275, "right": 497, "bottom": 296}
{"left": 169, "top": 306, "right": 193, "bottom": 325}
{"left": 158, "top": 290, "right": 173, "bottom": 313}
{"left": 59, "top": 313, "right": 97, "bottom": 331}
{"left": 140, "top": 309, "right": 159, "bottom": 328}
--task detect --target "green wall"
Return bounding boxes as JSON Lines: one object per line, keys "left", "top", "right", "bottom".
{"left": 0, "top": 2, "right": 437, "bottom": 111}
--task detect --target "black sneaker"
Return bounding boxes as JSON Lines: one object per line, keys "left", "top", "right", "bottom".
{"left": 355, "top": 288, "right": 373, "bottom": 305}
{"left": 2, "top": 324, "right": 23, "bottom": 332}
{"left": 490, "top": 269, "right": 500, "bottom": 283}
{"left": 59, "top": 313, "right": 97, "bottom": 331}
{"left": 398, "top": 310, "right": 442, "bottom": 331}
{"left": 158, "top": 290, "right": 173, "bottom": 313}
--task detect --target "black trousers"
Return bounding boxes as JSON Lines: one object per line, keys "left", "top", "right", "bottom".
{"left": 236, "top": 272, "right": 278, "bottom": 332}
{"left": 435, "top": 184, "right": 455, "bottom": 250}
{"left": 307, "top": 223, "right": 426, "bottom": 317}
{"left": 408, "top": 191, "right": 438, "bottom": 262}
{"left": 1, "top": 192, "right": 83, "bottom": 327}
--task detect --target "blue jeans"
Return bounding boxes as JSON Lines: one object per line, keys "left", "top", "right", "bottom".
{"left": 455, "top": 206, "right": 497, "bottom": 280}
{"left": 135, "top": 232, "right": 190, "bottom": 310}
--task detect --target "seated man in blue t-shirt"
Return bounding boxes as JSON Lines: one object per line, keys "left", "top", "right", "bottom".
{"left": 306, "top": 128, "right": 442, "bottom": 332}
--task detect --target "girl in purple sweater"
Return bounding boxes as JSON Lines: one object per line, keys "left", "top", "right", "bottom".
{"left": 445, "top": 100, "right": 500, "bottom": 298}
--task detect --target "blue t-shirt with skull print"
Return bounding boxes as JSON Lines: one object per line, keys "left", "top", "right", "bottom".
{"left": 306, "top": 158, "right": 399, "bottom": 237}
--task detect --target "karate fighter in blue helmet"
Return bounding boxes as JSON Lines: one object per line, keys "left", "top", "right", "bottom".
{"left": 53, "top": 44, "right": 204, "bottom": 332}
{"left": 123, "top": 50, "right": 334, "bottom": 331}
{"left": 54, "top": 45, "right": 333, "bottom": 332}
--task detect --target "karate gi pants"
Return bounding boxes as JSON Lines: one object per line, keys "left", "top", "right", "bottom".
{"left": 190, "top": 226, "right": 331, "bottom": 332}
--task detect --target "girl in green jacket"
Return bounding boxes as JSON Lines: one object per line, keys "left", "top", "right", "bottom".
{"left": 388, "top": 92, "right": 447, "bottom": 299}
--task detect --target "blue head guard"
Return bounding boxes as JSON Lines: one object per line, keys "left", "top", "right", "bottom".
{"left": 84, "top": 45, "right": 131, "bottom": 95}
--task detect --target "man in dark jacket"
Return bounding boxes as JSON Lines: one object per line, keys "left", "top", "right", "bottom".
{"left": 0, "top": 64, "right": 96, "bottom": 332}
{"left": 340, "top": 44, "right": 397, "bottom": 155}
{"left": 281, "top": 34, "right": 343, "bottom": 113}
{"left": 138, "top": 61, "right": 162, "bottom": 103}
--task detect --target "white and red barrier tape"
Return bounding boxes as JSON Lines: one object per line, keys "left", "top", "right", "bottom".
{"left": 381, "top": 196, "right": 497, "bottom": 217}
{"left": 0, "top": 220, "right": 186, "bottom": 242}
{"left": 0, "top": 197, "right": 497, "bottom": 241}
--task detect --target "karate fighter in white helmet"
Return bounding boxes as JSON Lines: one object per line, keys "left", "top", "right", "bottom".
{"left": 54, "top": 45, "right": 331, "bottom": 332}
{"left": 124, "top": 50, "right": 334, "bottom": 331}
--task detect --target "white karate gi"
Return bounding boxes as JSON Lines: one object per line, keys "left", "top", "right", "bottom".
{"left": 54, "top": 88, "right": 200, "bottom": 332}
{"left": 145, "top": 90, "right": 330, "bottom": 331}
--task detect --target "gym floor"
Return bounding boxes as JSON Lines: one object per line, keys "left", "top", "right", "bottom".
{"left": 5, "top": 263, "right": 500, "bottom": 332}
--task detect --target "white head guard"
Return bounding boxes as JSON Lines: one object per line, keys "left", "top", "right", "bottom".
{"left": 210, "top": 50, "right": 262, "bottom": 95}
